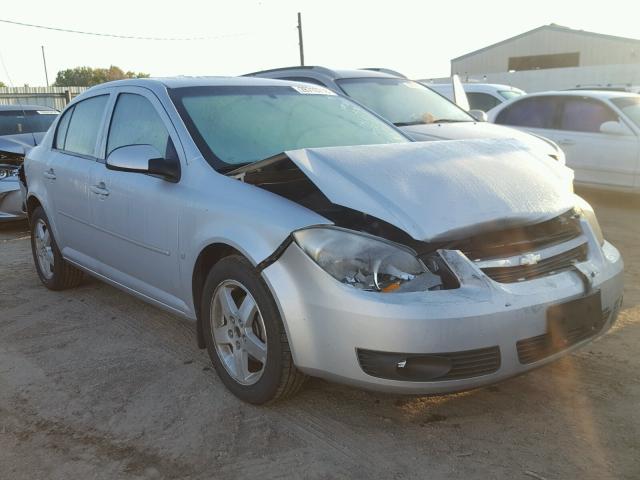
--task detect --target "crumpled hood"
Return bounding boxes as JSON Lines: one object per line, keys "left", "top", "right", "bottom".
{"left": 285, "top": 139, "right": 575, "bottom": 242}
{"left": 400, "top": 121, "right": 559, "bottom": 158}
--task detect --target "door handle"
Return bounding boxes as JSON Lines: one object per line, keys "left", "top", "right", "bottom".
{"left": 43, "top": 168, "right": 56, "bottom": 180}
{"left": 90, "top": 182, "right": 110, "bottom": 196}
{"left": 558, "top": 138, "right": 576, "bottom": 146}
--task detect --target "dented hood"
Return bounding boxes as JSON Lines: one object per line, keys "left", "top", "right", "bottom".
{"left": 284, "top": 139, "right": 575, "bottom": 242}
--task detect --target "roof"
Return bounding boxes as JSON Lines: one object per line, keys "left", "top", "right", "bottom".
{"left": 0, "top": 104, "right": 56, "bottom": 111}
{"left": 452, "top": 24, "right": 640, "bottom": 62}
{"left": 521, "top": 90, "right": 639, "bottom": 100}
{"left": 246, "top": 66, "right": 399, "bottom": 80}
{"left": 74, "top": 76, "right": 317, "bottom": 102}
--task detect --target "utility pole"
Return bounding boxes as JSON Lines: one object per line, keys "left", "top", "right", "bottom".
{"left": 297, "top": 12, "right": 305, "bottom": 66}
{"left": 41, "top": 46, "right": 49, "bottom": 87}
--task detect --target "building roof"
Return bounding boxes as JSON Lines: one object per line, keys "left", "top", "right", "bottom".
{"left": 452, "top": 24, "right": 640, "bottom": 62}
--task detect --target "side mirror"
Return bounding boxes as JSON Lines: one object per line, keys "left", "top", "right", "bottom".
{"left": 600, "top": 120, "right": 631, "bottom": 136}
{"left": 106, "top": 144, "right": 180, "bottom": 182}
{"left": 469, "top": 109, "right": 488, "bottom": 122}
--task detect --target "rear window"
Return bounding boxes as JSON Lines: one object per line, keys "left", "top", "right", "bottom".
{"left": 466, "top": 92, "right": 501, "bottom": 112}
{"left": 495, "top": 96, "right": 558, "bottom": 129}
{"left": 0, "top": 110, "right": 57, "bottom": 136}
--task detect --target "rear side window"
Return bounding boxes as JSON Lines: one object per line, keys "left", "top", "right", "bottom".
{"left": 54, "top": 107, "right": 74, "bottom": 149}
{"left": 107, "top": 93, "right": 170, "bottom": 156}
{"left": 559, "top": 97, "right": 618, "bottom": 133}
{"left": 63, "top": 95, "right": 109, "bottom": 156}
{"left": 466, "top": 92, "right": 501, "bottom": 112}
{"left": 495, "top": 96, "right": 558, "bottom": 128}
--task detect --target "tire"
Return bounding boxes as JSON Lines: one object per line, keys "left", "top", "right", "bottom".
{"left": 202, "top": 255, "right": 306, "bottom": 404}
{"left": 30, "top": 206, "right": 84, "bottom": 290}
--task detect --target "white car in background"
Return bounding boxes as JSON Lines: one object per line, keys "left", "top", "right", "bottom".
{"left": 488, "top": 91, "right": 640, "bottom": 190}
{"left": 424, "top": 82, "right": 526, "bottom": 112}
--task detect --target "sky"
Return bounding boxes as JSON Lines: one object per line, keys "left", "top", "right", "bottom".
{"left": 0, "top": 0, "right": 639, "bottom": 86}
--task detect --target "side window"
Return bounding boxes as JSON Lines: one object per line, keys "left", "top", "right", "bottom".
{"left": 467, "top": 92, "right": 501, "bottom": 112}
{"left": 559, "top": 97, "right": 618, "bottom": 133}
{"left": 281, "top": 76, "right": 327, "bottom": 87}
{"left": 64, "top": 95, "right": 109, "bottom": 156}
{"left": 54, "top": 106, "right": 74, "bottom": 150}
{"left": 107, "top": 93, "right": 171, "bottom": 157}
{"left": 495, "top": 96, "right": 558, "bottom": 129}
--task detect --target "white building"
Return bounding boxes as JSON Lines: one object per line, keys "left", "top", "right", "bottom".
{"left": 448, "top": 24, "right": 640, "bottom": 92}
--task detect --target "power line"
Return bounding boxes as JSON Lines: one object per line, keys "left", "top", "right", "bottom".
{"left": 0, "top": 18, "right": 250, "bottom": 41}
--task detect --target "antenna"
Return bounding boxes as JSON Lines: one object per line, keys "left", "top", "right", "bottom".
{"left": 41, "top": 46, "right": 49, "bottom": 87}
{"left": 297, "top": 12, "right": 305, "bottom": 66}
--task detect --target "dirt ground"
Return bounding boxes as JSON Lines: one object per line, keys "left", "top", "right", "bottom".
{"left": 0, "top": 188, "right": 638, "bottom": 480}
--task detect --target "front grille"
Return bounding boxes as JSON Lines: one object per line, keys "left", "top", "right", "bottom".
{"left": 357, "top": 346, "right": 501, "bottom": 382}
{"left": 516, "top": 309, "right": 610, "bottom": 364}
{"left": 482, "top": 243, "right": 588, "bottom": 283}
{"left": 458, "top": 209, "right": 582, "bottom": 261}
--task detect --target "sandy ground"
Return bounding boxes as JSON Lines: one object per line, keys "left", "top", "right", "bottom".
{"left": 0, "top": 188, "right": 638, "bottom": 480}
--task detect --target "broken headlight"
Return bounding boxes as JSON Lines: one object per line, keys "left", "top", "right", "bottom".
{"left": 0, "top": 164, "right": 19, "bottom": 180}
{"left": 293, "top": 227, "right": 441, "bottom": 293}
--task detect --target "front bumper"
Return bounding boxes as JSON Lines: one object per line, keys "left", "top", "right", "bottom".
{"left": 261, "top": 231, "right": 624, "bottom": 394}
{"left": 0, "top": 177, "right": 26, "bottom": 222}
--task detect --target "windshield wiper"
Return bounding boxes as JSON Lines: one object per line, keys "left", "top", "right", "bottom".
{"left": 394, "top": 120, "right": 427, "bottom": 127}
{"left": 430, "top": 118, "right": 469, "bottom": 123}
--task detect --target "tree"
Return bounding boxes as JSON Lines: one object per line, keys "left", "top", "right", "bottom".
{"left": 53, "top": 65, "right": 150, "bottom": 87}
{"left": 0, "top": 81, "right": 6, "bottom": 88}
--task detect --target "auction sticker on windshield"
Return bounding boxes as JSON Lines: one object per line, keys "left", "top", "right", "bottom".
{"left": 290, "top": 85, "right": 336, "bottom": 95}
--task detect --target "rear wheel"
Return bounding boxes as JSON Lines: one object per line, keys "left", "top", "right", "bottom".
{"left": 30, "top": 206, "right": 83, "bottom": 290}
{"left": 202, "top": 255, "right": 306, "bottom": 404}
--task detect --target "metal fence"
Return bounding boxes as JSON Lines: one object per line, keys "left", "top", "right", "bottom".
{"left": 0, "top": 86, "right": 88, "bottom": 111}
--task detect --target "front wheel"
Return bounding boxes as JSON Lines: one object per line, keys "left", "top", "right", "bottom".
{"left": 30, "top": 206, "right": 83, "bottom": 290}
{"left": 202, "top": 255, "right": 306, "bottom": 404}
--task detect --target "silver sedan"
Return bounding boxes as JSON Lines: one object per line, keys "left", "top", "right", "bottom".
{"left": 18, "top": 77, "right": 623, "bottom": 404}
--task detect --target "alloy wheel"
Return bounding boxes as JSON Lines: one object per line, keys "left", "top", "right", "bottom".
{"left": 34, "top": 218, "right": 54, "bottom": 280}
{"left": 210, "top": 280, "right": 268, "bottom": 385}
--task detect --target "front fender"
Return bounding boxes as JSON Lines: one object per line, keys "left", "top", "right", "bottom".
{"left": 179, "top": 170, "right": 332, "bottom": 314}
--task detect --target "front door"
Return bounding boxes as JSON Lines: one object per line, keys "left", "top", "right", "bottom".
{"left": 552, "top": 96, "right": 639, "bottom": 188}
{"left": 88, "top": 88, "right": 185, "bottom": 311}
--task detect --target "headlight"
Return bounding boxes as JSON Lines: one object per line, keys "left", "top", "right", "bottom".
{"left": 575, "top": 197, "right": 604, "bottom": 246}
{"left": 0, "top": 164, "right": 19, "bottom": 180}
{"left": 293, "top": 227, "right": 442, "bottom": 293}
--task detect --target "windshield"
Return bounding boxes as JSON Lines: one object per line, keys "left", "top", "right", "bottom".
{"left": 170, "top": 85, "right": 408, "bottom": 169}
{"left": 335, "top": 77, "right": 473, "bottom": 126}
{"left": 0, "top": 109, "right": 57, "bottom": 136}
{"left": 499, "top": 89, "right": 525, "bottom": 100}
{"left": 611, "top": 96, "right": 640, "bottom": 128}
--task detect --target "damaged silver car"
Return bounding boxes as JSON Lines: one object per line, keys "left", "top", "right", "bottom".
{"left": 19, "top": 77, "right": 624, "bottom": 404}
{"left": 0, "top": 105, "right": 58, "bottom": 221}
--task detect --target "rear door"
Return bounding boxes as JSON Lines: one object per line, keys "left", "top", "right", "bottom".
{"left": 45, "top": 94, "right": 110, "bottom": 263}
{"left": 88, "top": 87, "right": 185, "bottom": 310}
{"left": 555, "top": 96, "right": 638, "bottom": 187}
{"left": 494, "top": 95, "right": 560, "bottom": 144}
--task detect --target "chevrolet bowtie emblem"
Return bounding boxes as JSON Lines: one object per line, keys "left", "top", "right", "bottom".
{"left": 520, "top": 253, "right": 542, "bottom": 266}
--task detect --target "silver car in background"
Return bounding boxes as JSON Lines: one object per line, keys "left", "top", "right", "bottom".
{"left": 19, "top": 77, "right": 623, "bottom": 404}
